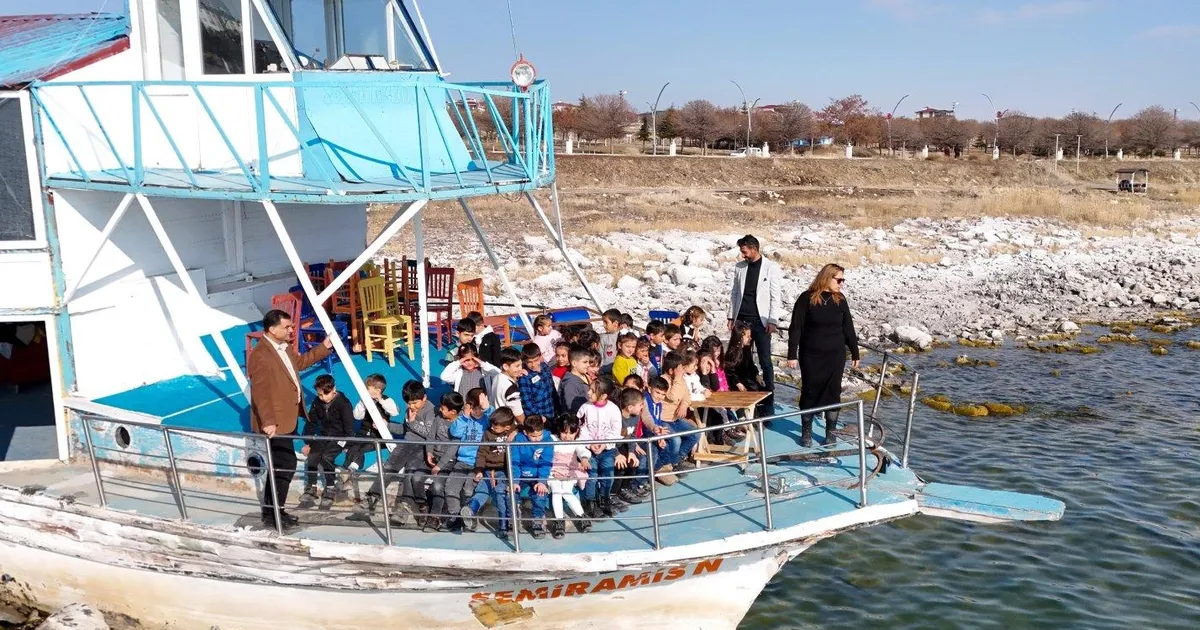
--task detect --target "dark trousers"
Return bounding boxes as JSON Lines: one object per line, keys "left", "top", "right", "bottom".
{"left": 304, "top": 442, "right": 339, "bottom": 489}
{"left": 367, "top": 441, "right": 425, "bottom": 498}
{"left": 739, "top": 315, "right": 776, "bottom": 412}
{"left": 262, "top": 433, "right": 297, "bottom": 517}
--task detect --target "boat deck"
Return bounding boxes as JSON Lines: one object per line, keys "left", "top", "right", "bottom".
{"left": 45, "top": 162, "right": 543, "bottom": 204}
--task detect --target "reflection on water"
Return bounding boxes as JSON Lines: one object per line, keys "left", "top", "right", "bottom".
{"left": 743, "top": 326, "right": 1200, "bottom": 630}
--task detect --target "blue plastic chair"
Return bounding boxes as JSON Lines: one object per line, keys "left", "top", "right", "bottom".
{"left": 291, "top": 284, "right": 350, "bottom": 373}
{"left": 648, "top": 309, "right": 680, "bottom": 324}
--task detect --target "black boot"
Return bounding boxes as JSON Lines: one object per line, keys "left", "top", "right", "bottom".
{"left": 549, "top": 519, "right": 565, "bottom": 539}
{"left": 582, "top": 499, "right": 597, "bottom": 519}
{"left": 599, "top": 496, "right": 616, "bottom": 518}
{"left": 800, "top": 416, "right": 814, "bottom": 448}
{"left": 824, "top": 415, "right": 838, "bottom": 445}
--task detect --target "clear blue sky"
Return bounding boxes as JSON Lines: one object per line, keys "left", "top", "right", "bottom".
{"left": 18, "top": 0, "right": 1200, "bottom": 120}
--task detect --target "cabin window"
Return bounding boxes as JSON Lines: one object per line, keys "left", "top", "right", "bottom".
{"left": 288, "top": 0, "right": 332, "bottom": 66}
{"left": 251, "top": 5, "right": 287, "bottom": 73}
{"left": 0, "top": 97, "right": 37, "bottom": 243}
{"left": 156, "top": 0, "right": 186, "bottom": 80}
{"left": 340, "top": 0, "right": 432, "bottom": 70}
{"left": 199, "top": 0, "right": 246, "bottom": 74}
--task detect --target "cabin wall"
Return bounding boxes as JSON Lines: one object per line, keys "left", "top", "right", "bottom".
{"left": 55, "top": 190, "right": 366, "bottom": 398}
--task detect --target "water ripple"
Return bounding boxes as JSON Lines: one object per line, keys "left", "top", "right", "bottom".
{"left": 742, "top": 326, "right": 1200, "bottom": 629}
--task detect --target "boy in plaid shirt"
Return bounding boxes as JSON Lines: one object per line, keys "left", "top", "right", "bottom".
{"left": 517, "top": 343, "right": 558, "bottom": 419}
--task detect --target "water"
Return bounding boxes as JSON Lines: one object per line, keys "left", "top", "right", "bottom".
{"left": 743, "top": 325, "right": 1200, "bottom": 629}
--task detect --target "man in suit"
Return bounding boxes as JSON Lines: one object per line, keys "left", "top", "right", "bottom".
{"left": 249, "top": 308, "right": 332, "bottom": 530}
{"left": 726, "top": 234, "right": 784, "bottom": 412}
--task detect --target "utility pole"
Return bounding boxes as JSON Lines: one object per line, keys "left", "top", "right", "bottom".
{"left": 1076, "top": 134, "right": 1082, "bottom": 173}
{"left": 646, "top": 82, "right": 670, "bottom": 156}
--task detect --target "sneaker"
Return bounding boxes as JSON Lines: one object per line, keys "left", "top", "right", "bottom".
{"left": 297, "top": 487, "right": 319, "bottom": 509}
{"left": 530, "top": 523, "right": 546, "bottom": 539}
{"left": 617, "top": 487, "right": 643, "bottom": 505}
{"left": 635, "top": 484, "right": 651, "bottom": 497}
{"left": 422, "top": 516, "right": 441, "bottom": 533}
{"left": 319, "top": 488, "right": 335, "bottom": 511}
{"left": 675, "top": 460, "right": 697, "bottom": 472}
{"left": 495, "top": 528, "right": 511, "bottom": 540}
{"left": 460, "top": 506, "right": 478, "bottom": 532}
{"left": 656, "top": 465, "right": 679, "bottom": 486}
{"left": 390, "top": 501, "right": 416, "bottom": 528}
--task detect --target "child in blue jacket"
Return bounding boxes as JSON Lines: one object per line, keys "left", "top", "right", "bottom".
{"left": 510, "top": 414, "right": 554, "bottom": 539}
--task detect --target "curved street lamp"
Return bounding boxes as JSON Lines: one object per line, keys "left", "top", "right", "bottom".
{"left": 646, "top": 81, "right": 670, "bottom": 156}
{"left": 886, "top": 94, "right": 909, "bottom": 156}
{"left": 982, "top": 93, "right": 1000, "bottom": 151}
{"left": 1105, "top": 103, "right": 1122, "bottom": 159}
{"left": 731, "top": 80, "right": 755, "bottom": 149}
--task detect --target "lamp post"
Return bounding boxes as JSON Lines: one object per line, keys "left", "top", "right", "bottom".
{"left": 730, "top": 80, "right": 757, "bottom": 150}
{"left": 1105, "top": 103, "right": 1122, "bottom": 159}
{"left": 645, "top": 81, "right": 670, "bottom": 156}
{"left": 982, "top": 93, "right": 1000, "bottom": 151}
{"left": 887, "top": 94, "right": 910, "bottom": 156}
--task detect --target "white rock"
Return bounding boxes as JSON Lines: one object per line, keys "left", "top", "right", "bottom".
{"left": 1151, "top": 293, "right": 1169, "bottom": 305}
{"left": 522, "top": 235, "right": 550, "bottom": 249}
{"left": 893, "top": 326, "right": 933, "bottom": 350}
{"left": 685, "top": 251, "right": 719, "bottom": 270}
{"left": 37, "top": 604, "right": 109, "bottom": 630}
{"left": 1058, "top": 321, "right": 1080, "bottom": 333}
{"left": 669, "top": 264, "right": 712, "bottom": 287}
{"left": 616, "top": 275, "right": 643, "bottom": 291}
{"left": 642, "top": 270, "right": 660, "bottom": 283}
{"left": 534, "top": 271, "right": 571, "bottom": 288}
{"left": 666, "top": 252, "right": 689, "bottom": 265}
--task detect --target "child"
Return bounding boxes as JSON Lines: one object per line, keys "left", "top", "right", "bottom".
{"left": 622, "top": 373, "right": 645, "bottom": 391}
{"left": 663, "top": 323, "right": 684, "bottom": 354}
{"left": 548, "top": 415, "right": 591, "bottom": 538}
{"left": 725, "top": 321, "right": 772, "bottom": 418}
{"left": 598, "top": 308, "right": 622, "bottom": 366}
{"left": 301, "top": 374, "right": 354, "bottom": 508}
{"left": 454, "top": 317, "right": 477, "bottom": 350}
{"left": 461, "top": 407, "right": 518, "bottom": 537}
{"left": 586, "top": 349, "right": 602, "bottom": 384}
{"left": 643, "top": 321, "right": 667, "bottom": 374}
{"left": 440, "top": 344, "right": 499, "bottom": 395}
{"left": 558, "top": 347, "right": 592, "bottom": 416}
{"left": 680, "top": 306, "right": 706, "bottom": 349}
{"left": 344, "top": 374, "right": 400, "bottom": 490}
{"left": 661, "top": 352, "right": 699, "bottom": 472}
{"left": 358, "top": 380, "right": 427, "bottom": 522}
{"left": 510, "top": 414, "right": 554, "bottom": 539}
{"left": 488, "top": 348, "right": 526, "bottom": 424}
{"left": 618, "top": 313, "right": 635, "bottom": 336}
{"left": 577, "top": 328, "right": 601, "bottom": 356}
{"left": 639, "top": 377, "right": 681, "bottom": 485}
{"left": 407, "top": 391, "right": 462, "bottom": 532}
{"left": 633, "top": 338, "right": 659, "bottom": 382}
{"left": 699, "top": 335, "right": 736, "bottom": 443}
{"left": 517, "top": 343, "right": 558, "bottom": 419}
{"left": 610, "top": 332, "right": 639, "bottom": 386}
{"left": 467, "top": 311, "right": 501, "bottom": 367}
{"left": 530, "top": 315, "right": 562, "bottom": 365}
{"left": 682, "top": 350, "right": 711, "bottom": 403}
{"left": 615, "top": 387, "right": 650, "bottom": 504}
{"left": 578, "top": 377, "right": 623, "bottom": 518}
{"left": 445, "top": 388, "right": 488, "bottom": 532}
{"left": 550, "top": 341, "right": 571, "bottom": 389}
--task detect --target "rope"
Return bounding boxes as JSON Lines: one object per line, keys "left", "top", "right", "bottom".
{"left": 505, "top": 0, "right": 520, "bottom": 60}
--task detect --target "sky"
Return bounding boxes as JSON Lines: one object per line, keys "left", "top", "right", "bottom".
{"left": 15, "top": 0, "right": 1200, "bottom": 120}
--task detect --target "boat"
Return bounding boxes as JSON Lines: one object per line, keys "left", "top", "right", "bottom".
{"left": 0, "top": 3, "right": 1064, "bottom": 628}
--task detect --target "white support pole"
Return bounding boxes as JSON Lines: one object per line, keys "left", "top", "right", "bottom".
{"left": 317, "top": 199, "right": 427, "bottom": 305}
{"left": 459, "top": 198, "right": 535, "bottom": 339}
{"left": 260, "top": 200, "right": 393, "bottom": 440}
{"left": 525, "top": 192, "right": 607, "bottom": 312}
{"left": 550, "top": 181, "right": 565, "bottom": 250}
{"left": 135, "top": 194, "right": 249, "bottom": 392}
{"left": 64, "top": 192, "right": 135, "bottom": 304}
{"left": 414, "top": 211, "right": 430, "bottom": 386}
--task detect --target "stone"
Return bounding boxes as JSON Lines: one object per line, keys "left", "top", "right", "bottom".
{"left": 37, "top": 603, "right": 109, "bottom": 630}
{"left": 893, "top": 325, "right": 933, "bottom": 351}
{"left": 1151, "top": 293, "right": 1169, "bottom": 305}
{"left": 616, "top": 275, "right": 643, "bottom": 291}
{"left": 1058, "top": 321, "right": 1080, "bottom": 334}
{"left": 668, "top": 264, "right": 712, "bottom": 287}
{"left": 685, "top": 251, "right": 719, "bottom": 270}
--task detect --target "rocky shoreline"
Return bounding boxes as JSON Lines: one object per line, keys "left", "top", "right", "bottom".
{"left": 398, "top": 214, "right": 1200, "bottom": 348}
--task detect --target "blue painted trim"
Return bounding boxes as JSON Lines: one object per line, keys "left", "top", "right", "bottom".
{"left": 423, "top": 89, "right": 464, "bottom": 188}
{"left": 29, "top": 91, "right": 89, "bottom": 183}
{"left": 336, "top": 85, "right": 421, "bottom": 190}
{"left": 449, "top": 88, "right": 492, "bottom": 182}
{"left": 132, "top": 86, "right": 142, "bottom": 184}
{"left": 254, "top": 88, "right": 269, "bottom": 192}
{"left": 191, "top": 85, "right": 259, "bottom": 193}
{"left": 263, "top": 88, "right": 340, "bottom": 187}
{"left": 137, "top": 86, "right": 199, "bottom": 188}
{"left": 76, "top": 86, "right": 132, "bottom": 185}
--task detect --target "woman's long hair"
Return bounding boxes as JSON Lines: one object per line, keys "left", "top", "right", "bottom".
{"left": 807, "top": 263, "right": 845, "bottom": 306}
{"left": 724, "top": 321, "right": 751, "bottom": 372}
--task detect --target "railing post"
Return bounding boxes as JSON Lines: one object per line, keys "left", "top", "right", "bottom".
{"left": 505, "top": 442, "right": 520, "bottom": 552}
{"left": 856, "top": 401, "right": 868, "bottom": 508}
{"left": 79, "top": 417, "right": 107, "bottom": 507}
{"left": 755, "top": 420, "right": 773, "bottom": 530}
{"left": 870, "top": 355, "right": 888, "bottom": 422}
{"left": 901, "top": 372, "right": 920, "bottom": 468}
{"left": 375, "top": 442, "right": 393, "bottom": 545}
{"left": 262, "top": 436, "right": 284, "bottom": 535}
{"left": 161, "top": 427, "right": 188, "bottom": 520}
{"left": 255, "top": 86, "right": 270, "bottom": 192}
{"left": 646, "top": 438, "right": 661, "bottom": 549}
{"left": 132, "top": 85, "right": 142, "bottom": 186}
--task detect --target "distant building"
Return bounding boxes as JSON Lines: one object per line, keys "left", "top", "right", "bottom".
{"left": 551, "top": 101, "right": 578, "bottom": 113}
{"left": 916, "top": 107, "right": 955, "bottom": 120}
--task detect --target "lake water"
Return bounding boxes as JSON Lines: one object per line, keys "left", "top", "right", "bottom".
{"left": 743, "top": 325, "right": 1200, "bottom": 630}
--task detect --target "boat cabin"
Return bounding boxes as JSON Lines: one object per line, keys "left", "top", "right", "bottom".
{"left": 0, "top": 2, "right": 565, "bottom": 466}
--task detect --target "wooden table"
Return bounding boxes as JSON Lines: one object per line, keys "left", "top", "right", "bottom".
{"left": 689, "top": 390, "right": 770, "bottom": 465}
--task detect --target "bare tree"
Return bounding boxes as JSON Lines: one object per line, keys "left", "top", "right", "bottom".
{"left": 678, "top": 99, "right": 720, "bottom": 155}
{"left": 817, "top": 94, "right": 882, "bottom": 148}
{"left": 920, "top": 116, "right": 972, "bottom": 150}
{"left": 1123, "top": 106, "right": 1177, "bottom": 155}
{"left": 997, "top": 111, "right": 1038, "bottom": 156}
{"left": 1178, "top": 120, "right": 1200, "bottom": 156}
{"left": 577, "top": 93, "right": 636, "bottom": 147}
{"left": 1054, "top": 111, "right": 1104, "bottom": 154}
{"left": 756, "top": 101, "right": 814, "bottom": 153}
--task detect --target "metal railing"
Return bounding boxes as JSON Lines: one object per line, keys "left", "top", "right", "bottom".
{"left": 29, "top": 77, "right": 554, "bottom": 201}
{"left": 70, "top": 399, "right": 882, "bottom": 552}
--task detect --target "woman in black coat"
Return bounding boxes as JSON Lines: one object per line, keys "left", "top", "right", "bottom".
{"left": 786, "top": 264, "right": 860, "bottom": 447}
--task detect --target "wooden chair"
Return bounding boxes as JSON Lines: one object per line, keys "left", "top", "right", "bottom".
{"left": 325, "top": 259, "right": 363, "bottom": 352}
{"left": 383, "top": 258, "right": 403, "bottom": 315}
{"left": 457, "top": 277, "right": 515, "bottom": 346}
{"left": 359, "top": 275, "right": 414, "bottom": 367}
{"left": 244, "top": 293, "right": 312, "bottom": 360}
{"left": 406, "top": 266, "right": 454, "bottom": 350}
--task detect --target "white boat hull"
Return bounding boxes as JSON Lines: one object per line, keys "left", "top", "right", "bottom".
{"left": 0, "top": 539, "right": 802, "bottom": 630}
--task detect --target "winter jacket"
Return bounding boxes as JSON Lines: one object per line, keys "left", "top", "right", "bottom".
{"left": 559, "top": 372, "right": 590, "bottom": 416}
{"left": 353, "top": 396, "right": 399, "bottom": 438}
{"left": 449, "top": 413, "right": 487, "bottom": 468}
{"left": 405, "top": 404, "right": 454, "bottom": 470}
{"left": 511, "top": 430, "right": 554, "bottom": 482}
{"left": 475, "top": 428, "right": 510, "bottom": 473}
{"left": 477, "top": 326, "right": 501, "bottom": 367}
{"left": 304, "top": 391, "right": 355, "bottom": 445}
{"left": 549, "top": 436, "right": 590, "bottom": 488}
